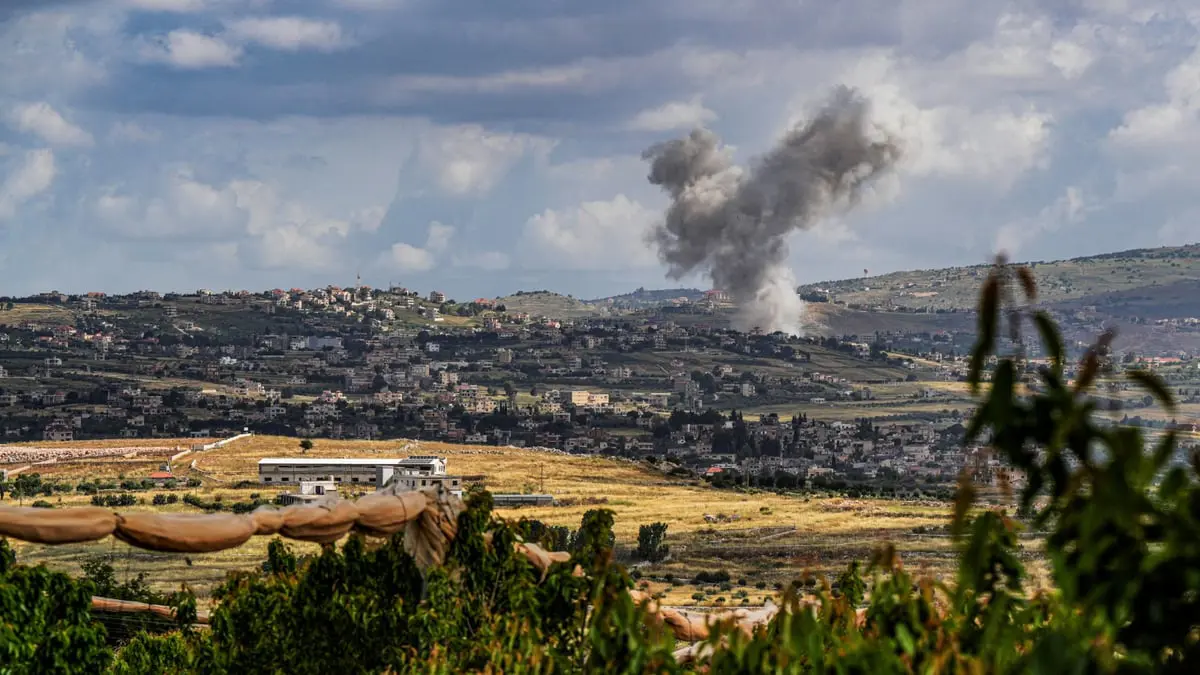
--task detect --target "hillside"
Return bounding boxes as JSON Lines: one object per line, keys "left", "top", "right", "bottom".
{"left": 495, "top": 291, "right": 601, "bottom": 319}
{"left": 798, "top": 243, "right": 1200, "bottom": 318}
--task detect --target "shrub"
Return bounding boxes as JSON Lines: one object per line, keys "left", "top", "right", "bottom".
{"left": 635, "top": 522, "right": 670, "bottom": 562}
{"left": 692, "top": 570, "right": 731, "bottom": 584}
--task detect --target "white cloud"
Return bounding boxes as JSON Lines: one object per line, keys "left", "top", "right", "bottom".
{"left": 10, "top": 102, "right": 93, "bottom": 147}
{"left": 225, "top": 17, "right": 349, "bottom": 53}
{"left": 418, "top": 126, "right": 551, "bottom": 195}
{"left": 140, "top": 30, "right": 242, "bottom": 69}
{"left": 424, "top": 220, "right": 456, "bottom": 252}
{"left": 993, "top": 186, "right": 1089, "bottom": 256}
{"left": 1110, "top": 46, "right": 1200, "bottom": 149}
{"left": 522, "top": 194, "right": 660, "bottom": 270}
{"left": 0, "top": 149, "right": 57, "bottom": 220}
{"left": 379, "top": 65, "right": 591, "bottom": 100}
{"left": 94, "top": 169, "right": 243, "bottom": 238}
{"left": 351, "top": 206, "right": 386, "bottom": 233}
{"left": 829, "top": 54, "right": 1054, "bottom": 190}
{"left": 627, "top": 97, "right": 718, "bottom": 132}
{"left": 381, "top": 221, "right": 456, "bottom": 272}
{"left": 124, "top": 0, "right": 207, "bottom": 11}
{"left": 387, "top": 243, "right": 435, "bottom": 272}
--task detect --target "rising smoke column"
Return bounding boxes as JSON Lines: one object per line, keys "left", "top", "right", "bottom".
{"left": 642, "top": 86, "right": 901, "bottom": 334}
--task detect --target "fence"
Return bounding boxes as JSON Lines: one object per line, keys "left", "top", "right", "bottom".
{"left": 167, "top": 432, "right": 253, "bottom": 472}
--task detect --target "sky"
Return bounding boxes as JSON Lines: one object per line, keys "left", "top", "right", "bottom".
{"left": 1, "top": 0, "right": 1199, "bottom": 300}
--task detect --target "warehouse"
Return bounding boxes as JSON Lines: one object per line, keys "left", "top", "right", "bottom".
{"left": 258, "top": 455, "right": 449, "bottom": 487}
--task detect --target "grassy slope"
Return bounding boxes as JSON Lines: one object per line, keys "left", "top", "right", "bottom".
{"left": 496, "top": 292, "right": 600, "bottom": 319}
{"left": 799, "top": 243, "right": 1200, "bottom": 315}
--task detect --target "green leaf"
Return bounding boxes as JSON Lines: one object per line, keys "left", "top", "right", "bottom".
{"left": 894, "top": 623, "right": 915, "bottom": 655}
{"left": 1015, "top": 265, "right": 1037, "bottom": 301}
{"left": 969, "top": 276, "right": 1000, "bottom": 396}
{"left": 1126, "top": 369, "right": 1176, "bottom": 413}
{"left": 1032, "top": 311, "right": 1063, "bottom": 374}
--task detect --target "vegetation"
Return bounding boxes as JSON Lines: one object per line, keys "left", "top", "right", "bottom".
{"left": 635, "top": 522, "right": 670, "bottom": 563}
{"left": 4, "top": 259, "right": 1200, "bottom": 670}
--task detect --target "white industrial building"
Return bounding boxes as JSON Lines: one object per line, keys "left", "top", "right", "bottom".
{"left": 258, "top": 455, "right": 461, "bottom": 496}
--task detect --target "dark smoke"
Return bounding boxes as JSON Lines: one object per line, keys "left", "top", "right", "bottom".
{"left": 642, "top": 86, "right": 901, "bottom": 334}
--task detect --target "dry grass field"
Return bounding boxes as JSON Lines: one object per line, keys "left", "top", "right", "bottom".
{"left": 3, "top": 435, "right": 1009, "bottom": 605}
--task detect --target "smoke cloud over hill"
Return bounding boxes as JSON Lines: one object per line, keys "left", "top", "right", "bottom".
{"left": 642, "top": 86, "right": 901, "bottom": 334}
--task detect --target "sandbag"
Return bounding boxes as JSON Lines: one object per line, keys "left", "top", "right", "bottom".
{"left": 279, "top": 500, "right": 359, "bottom": 544}
{"left": 0, "top": 506, "right": 117, "bottom": 544}
{"left": 517, "top": 542, "right": 552, "bottom": 577}
{"left": 353, "top": 491, "right": 426, "bottom": 537}
{"left": 114, "top": 512, "right": 256, "bottom": 553}
{"left": 659, "top": 608, "right": 711, "bottom": 642}
{"left": 249, "top": 505, "right": 285, "bottom": 536}
{"left": 403, "top": 489, "right": 463, "bottom": 570}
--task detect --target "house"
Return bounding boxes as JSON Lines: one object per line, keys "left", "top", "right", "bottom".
{"left": 42, "top": 424, "right": 73, "bottom": 442}
{"left": 148, "top": 470, "right": 174, "bottom": 487}
{"left": 279, "top": 480, "right": 338, "bottom": 505}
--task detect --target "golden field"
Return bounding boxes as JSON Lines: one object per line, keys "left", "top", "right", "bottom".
{"left": 2, "top": 435, "right": 991, "bottom": 605}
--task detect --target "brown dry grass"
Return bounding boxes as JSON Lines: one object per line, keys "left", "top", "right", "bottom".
{"left": 7, "top": 435, "right": 966, "bottom": 602}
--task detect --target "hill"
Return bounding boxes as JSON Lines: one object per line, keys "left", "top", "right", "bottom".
{"left": 495, "top": 291, "right": 601, "bottom": 319}
{"left": 588, "top": 287, "right": 707, "bottom": 308}
{"left": 798, "top": 243, "right": 1200, "bottom": 318}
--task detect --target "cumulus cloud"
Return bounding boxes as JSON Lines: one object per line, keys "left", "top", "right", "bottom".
{"left": 418, "top": 126, "right": 550, "bottom": 196}
{"left": 387, "top": 243, "right": 435, "bottom": 272}
{"left": 627, "top": 97, "right": 718, "bottom": 132}
{"left": 1110, "top": 45, "right": 1200, "bottom": 150}
{"left": 994, "top": 186, "right": 1089, "bottom": 256}
{"left": 10, "top": 102, "right": 93, "bottom": 147}
{"left": 0, "top": 149, "right": 57, "bottom": 221}
{"left": 6, "top": 0, "right": 1200, "bottom": 294}
{"left": 827, "top": 54, "right": 1055, "bottom": 190}
{"left": 522, "top": 195, "right": 659, "bottom": 270}
{"left": 225, "top": 17, "right": 349, "bottom": 53}
{"left": 140, "top": 30, "right": 242, "bottom": 69}
{"left": 382, "top": 221, "right": 457, "bottom": 273}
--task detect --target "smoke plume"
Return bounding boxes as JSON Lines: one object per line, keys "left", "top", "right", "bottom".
{"left": 642, "top": 86, "right": 900, "bottom": 334}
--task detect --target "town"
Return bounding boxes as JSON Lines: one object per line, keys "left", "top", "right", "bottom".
{"left": 2, "top": 266, "right": 1199, "bottom": 494}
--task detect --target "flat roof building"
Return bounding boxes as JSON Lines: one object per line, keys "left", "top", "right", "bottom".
{"left": 257, "top": 455, "right": 459, "bottom": 496}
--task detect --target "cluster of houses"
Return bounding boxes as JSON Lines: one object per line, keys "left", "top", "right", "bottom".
{"left": 1, "top": 283, "right": 1195, "bottom": 489}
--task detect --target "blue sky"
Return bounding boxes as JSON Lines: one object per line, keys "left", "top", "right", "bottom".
{"left": 0, "top": 0, "right": 1198, "bottom": 299}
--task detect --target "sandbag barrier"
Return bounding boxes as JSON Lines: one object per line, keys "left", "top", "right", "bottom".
{"left": 90, "top": 596, "right": 211, "bottom": 626}
{"left": 2, "top": 487, "right": 785, "bottom": 646}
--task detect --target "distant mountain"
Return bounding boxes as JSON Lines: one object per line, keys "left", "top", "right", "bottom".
{"left": 798, "top": 243, "right": 1200, "bottom": 319}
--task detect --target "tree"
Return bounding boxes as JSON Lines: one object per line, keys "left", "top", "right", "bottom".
{"left": 299, "top": 439, "right": 313, "bottom": 454}
{"left": 635, "top": 523, "right": 670, "bottom": 563}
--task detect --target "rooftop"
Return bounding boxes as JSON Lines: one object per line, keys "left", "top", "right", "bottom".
{"left": 257, "top": 456, "right": 445, "bottom": 466}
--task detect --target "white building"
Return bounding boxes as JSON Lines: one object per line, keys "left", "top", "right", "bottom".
{"left": 257, "top": 455, "right": 454, "bottom": 491}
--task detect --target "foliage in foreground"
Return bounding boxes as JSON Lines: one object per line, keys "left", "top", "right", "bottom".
{"left": 3, "top": 259, "right": 1200, "bottom": 672}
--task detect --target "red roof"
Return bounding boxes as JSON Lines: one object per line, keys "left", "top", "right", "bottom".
{"left": 148, "top": 471, "right": 174, "bottom": 479}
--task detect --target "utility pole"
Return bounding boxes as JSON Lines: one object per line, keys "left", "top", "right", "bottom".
{"left": 539, "top": 463, "right": 545, "bottom": 494}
